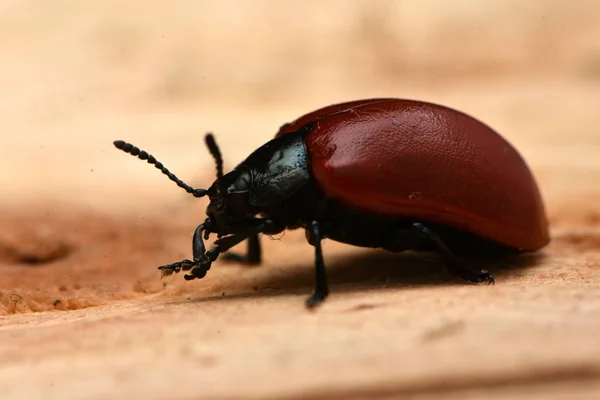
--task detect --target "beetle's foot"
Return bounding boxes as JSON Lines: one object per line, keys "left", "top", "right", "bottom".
{"left": 456, "top": 268, "right": 495, "bottom": 285}
{"left": 220, "top": 252, "right": 260, "bottom": 265}
{"left": 183, "top": 258, "right": 213, "bottom": 281}
{"left": 158, "top": 259, "right": 195, "bottom": 277}
{"left": 183, "top": 267, "right": 206, "bottom": 280}
{"left": 305, "top": 290, "right": 329, "bottom": 309}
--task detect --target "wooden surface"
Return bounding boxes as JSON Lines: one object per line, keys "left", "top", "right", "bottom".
{"left": 1, "top": 2, "right": 600, "bottom": 399}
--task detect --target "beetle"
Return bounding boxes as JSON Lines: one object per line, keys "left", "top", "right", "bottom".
{"left": 114, "top": 98, "right": 549, "bottom": 308}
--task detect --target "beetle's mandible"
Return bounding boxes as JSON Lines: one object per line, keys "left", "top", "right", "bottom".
{"left": 113, "top": 98, "right": 550, "bottom": 308}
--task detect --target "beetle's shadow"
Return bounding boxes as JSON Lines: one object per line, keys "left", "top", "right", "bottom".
{"left": 258, "top": 249, "right": 545, "bottom": 291}
{"left": 187, "top": 248, "right": 546, "bottom": 304}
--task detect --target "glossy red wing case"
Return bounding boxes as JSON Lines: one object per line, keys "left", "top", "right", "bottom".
{"left": 277, "top": 99, "right": 549, "bottom": 250}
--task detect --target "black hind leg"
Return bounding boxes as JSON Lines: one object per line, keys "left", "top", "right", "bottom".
{"left": 410, "top": 222, "right": 495, "bottom": 284}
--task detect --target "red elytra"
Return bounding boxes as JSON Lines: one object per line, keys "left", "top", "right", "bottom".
{"left": 276, "top": 98, "right": 549, "bottom": 251}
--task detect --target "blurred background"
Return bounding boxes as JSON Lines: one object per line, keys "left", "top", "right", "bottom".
{"left": 2, "top": 0, "right": 599, "bottom": 214}
{"left": 2, "top": 3, "right": 600, "bottom": 398}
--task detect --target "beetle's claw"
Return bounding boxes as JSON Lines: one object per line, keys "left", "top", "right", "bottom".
{"left": 159, "top": 256, "right": 213, "bottom": 280}
{"left": 158, "top": 264, "right": 181, "bottom": 276}
{"left": 456, "top": 268, "right": 495, "bottom": 285}
{"left": 471, "top": 269, "right": 495, "bottom": 285}
{"left": 182, "top": 257, "right": 213, "bottom": 280}
{"left": 185, "top": 265, "right": 209, "bottom": 280}
{"left": 305, "top": 291, "right": 328, "bottom": 309}
{"left": 476, "top": 269, "right": 495, "bottom": 285}
{"left": 158, "top": 259, "right": 196, "bottom": 277}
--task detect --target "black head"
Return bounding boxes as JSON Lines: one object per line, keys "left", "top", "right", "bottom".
{"left": 204, "top": 131, "right": 312, "bottom": 232}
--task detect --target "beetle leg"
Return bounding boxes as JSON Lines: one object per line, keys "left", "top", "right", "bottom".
{"left": 305, "top": 220, "right": 330, "bottom": 308}
{"left": 220, "top": 234, "right": 262, "bottom": 265}
{"left": 160, "top": 218, "right": 282, "bottom": 281}
{"left": 158, "top": 221, "right": 212, "bottom": 277}
{"left": 411, "top": 222, "right": 495, "bottom": 285}
{"left": 218, "top": 218, "right": 285, "bottom": 265}
{"left": 185, "top": 247, "right": 220, "bottom": 280}
{"left": 183, "top": 229, "right": 252, "bottom": 280}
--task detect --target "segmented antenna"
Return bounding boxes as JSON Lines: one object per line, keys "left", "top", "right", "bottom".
{"left": 204, "top": 134, "right": 223, "bottom": 180}
{"left": 203, "top": 133, "right": 226, "bottom": 201}
{"left": 113, "top": 140, "right": 208, "bottom": 198}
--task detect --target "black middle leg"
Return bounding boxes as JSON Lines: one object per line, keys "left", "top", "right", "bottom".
{"left": 220, "top": 234, "right": 262, "bottom": 265}
{"left": 410, "top": 222, "right": 495, "bottom": 284}
{"left": 305, "top": 220, "right": 329, "bottom": 308}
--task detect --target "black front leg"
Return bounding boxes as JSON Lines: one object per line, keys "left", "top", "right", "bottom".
{"left": 305, "top": 220, "right": 329, "bottom": 308}
{"left": 411, "top": 222, "right": 494, "bottom": 284}
{"left": 158, "top": 219, "right": 213, "bottom": 277}
{"left": 185, "top": 228, "right": 264, "bottom": 280}
{"left": 159, "top": 218, "right": 283, "bottom": 281}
